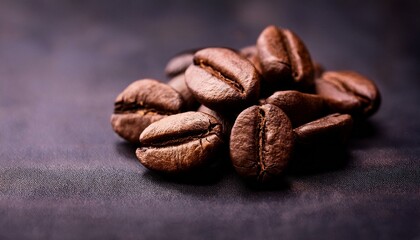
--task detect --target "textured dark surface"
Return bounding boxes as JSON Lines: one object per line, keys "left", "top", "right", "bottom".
{"left": 1, "top": 0, "right": 419, "bottom": 239}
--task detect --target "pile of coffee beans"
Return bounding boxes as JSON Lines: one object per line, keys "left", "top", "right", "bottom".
{"left": 111, "top": 25, "right": 381, "bottom": 184}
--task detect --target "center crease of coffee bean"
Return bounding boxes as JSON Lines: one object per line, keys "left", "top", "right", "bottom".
{"left": 324, "top": 77, "right": 371, "bottom": 106}
{"left": 114, "top": 101, "right": 175, "bottom": 115}
{"left": 278, "top": 31, "right": 293, "bottom": 74}
{"left": 257, "top": 108, "right": 267, "bottom": 180}
{"left": 196, "top": 60, "right": 245, "bottom": 94}
{"left": 144, "top": 123, "right": 221, "bottom": 148}
{"left": 287, "top": 49, "right": 301, "bottom": 80}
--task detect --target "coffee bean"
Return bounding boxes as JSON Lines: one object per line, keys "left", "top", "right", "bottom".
{"left": 197, "top": 105, "right": 233, "bottom": 138}
{"left": 110, "top": 25, "right": 382, "bottom": 186}
{"left": 257, "top": 25, "right": 315, "bottom": 88}
{"left": 136, "top": 111, "right": 224, "bottom": 173}
{"left": 164, "top": 49, "right": 197, "bottom": 78}
{"left": 229, "top": 104, "right": 294, "bottom": 183}
{"left": 315, "top": 71, "right": 381, "bottom": 118}
{"left": 111, "top": 79, "right": 184, "bottom": 143}
{"left": 290, "top": 113, "right": 353, "bottom": 174}
{"left": 239, "top": 45, "right": 263, "bottom": 74}
{"left": 168, "top": 74, "right": 199, "bottom": 110}
{"left": 185, "top": 48, "right": 260, "bottom": 112}
{"left": 313, "top": 62, "right": 325, "bottom": 78}
{"left": 294, "top": 113, "right": 353, "bottom": 145}
{"left": 265, "top": 90, "right": 329, "bottom": 127}
{"left": 197, "top": 104, "right": 219, "bottom": 117}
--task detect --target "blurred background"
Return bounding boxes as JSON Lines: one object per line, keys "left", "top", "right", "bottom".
{"left": 2, "top": 0, "right": 419, "bottom": 87}
{"left": 0, "top": 0, "right": 419, "bottom": 239}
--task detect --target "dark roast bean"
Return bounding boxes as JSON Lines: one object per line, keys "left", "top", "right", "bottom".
{"left": 290, "top": 113, "right": 353, "bottom": 174}
{"left": 136, "top": 111, "right": 224, "bottom": 173}
{"left": 257, "top": 25, "right": 315, "bottom": 88}
{"left": 240, "top": 45, "right": 275, "bottom": 98}
{"left": 185, "top": 48, "right": 260, "bottom": 112}
{"left": 265, "top": 90, "right": 329, "bottom": 127}
{"left": 239, "top": 45, "right": 263, "bottom": 74}
{"left": 315, "top": 71, "right": 381, "bottom": 118}
{"left": 164, "top": 50, "right": 197, "bottom": 78}
{"left": 111, "top": 79, "right": 184, "bottom": 143}
{"left": 313, "top": 62, "right": 325, "bottom": 78}
{"left": 197, "top": 105, "right": 233, "bottom": 138}
{"left": 197, "top": 104, "right": 219, "bottom": 117}
{"left": 230, "top": 104, "right": 294, "bottom": 183}
{"left": 294, "top": 113, "right": 353, "bottom": 145}
{"left": 168, "top": 74, "right": 199, "bottom": 110}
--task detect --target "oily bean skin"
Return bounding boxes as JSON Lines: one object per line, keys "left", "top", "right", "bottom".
{"left": 315, "top": 71, "right": 381, "bottom": 118}
{"left": 197, "top": 105, "right": 233, "bottom": 138}
{"left": 168, "top": 74, "right": 199, "bottom": 110}
{"left": 164, "top": 50, "right": 197, "bottom": 78}
{"left": 185, "top": 48, "right": 260, "bottom": 112}
{"left": 239, "top": 45, "right": 263, "bottom": 74}
{"left": 136, "top": 112, "right": 224, "bottom": 173}
{"left": 294, "top": 113, "right": 353, "bottom": 145}
{"left": 111, "top": 79, "right": 184, "bottom": 143}
{"left": 230, "top": 104, "right": 294, "bottom": 183}
{"left": 257, "top": 25, "right": 315, "bottom": 88}
{"left": 265, "top": 90, "right": 329, "bottom": 128}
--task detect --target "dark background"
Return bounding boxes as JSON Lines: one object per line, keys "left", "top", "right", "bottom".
{"left": 1, "top": 0, "right": 419, "bottom": 239}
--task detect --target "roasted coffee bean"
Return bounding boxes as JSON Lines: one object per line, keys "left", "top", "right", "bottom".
{"left": 197, "top": 104, "right": 219, "bottom": 117}
{"left": 294, "top": 113, "right": 353, "bottom": 145}
{"left": 111, "top": 79, "right": 184, "bottom": 143}
{"left": 239, "top": 45, "right": 263, "bottom": 74}
{"left": 197, "top": 105, "right": 233, "bottom": 137}
{"left": 265, "top": 90, "right": 329, "bottom": 127}
{"left": 230, "top": 104, "right": 294, "bottom": 183}
{"left": 136, "top": 111, "right": 224, "bottom": 173}
{"left": 257, "top": 25, "right": 315, "bottom": 88}
{"left": 315, "top": 71, "right": 381, "bottom": 118}
{"left": 313, "top": 62, "right": 325, "bottom": 78}
{"left": 164, "top": 49, "right": 197, "bottom": 78}
{"left": 290, "top": 113, "right": 353, "bottom": 174}
{"left": 168, "top": 74, "right": 199, "bottom": 110}
{"left": 185, "top": 48, "right": 260, "bottom": 112}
